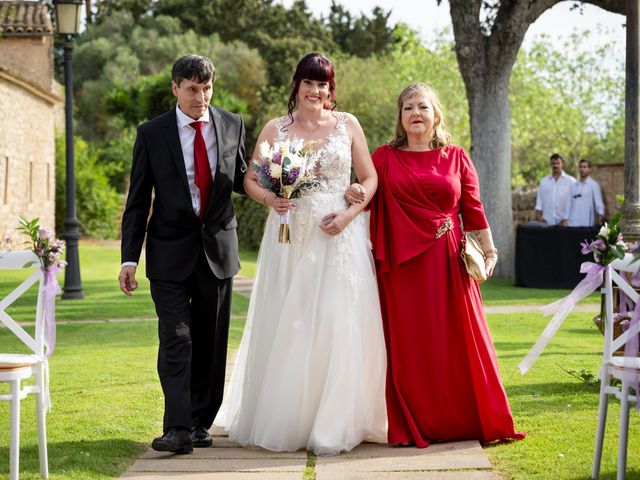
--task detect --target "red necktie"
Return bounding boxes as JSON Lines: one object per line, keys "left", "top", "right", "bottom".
{"left": 189, "top": 121, "right": 213, "bottom": 220}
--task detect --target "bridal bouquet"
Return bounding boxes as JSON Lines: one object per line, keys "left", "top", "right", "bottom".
{"left": 252, "top": 138, "right": 319, "bottom": 243}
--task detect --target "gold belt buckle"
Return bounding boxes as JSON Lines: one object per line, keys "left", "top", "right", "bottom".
{"left": 435, "top": 217, "right": 453, "bottom": 239}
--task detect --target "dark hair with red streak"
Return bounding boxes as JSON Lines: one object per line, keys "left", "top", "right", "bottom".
{"left": 286, "top": 52, "right": 336, "bottom": 125}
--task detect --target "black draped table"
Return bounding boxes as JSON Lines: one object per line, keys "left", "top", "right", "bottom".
{"left": 515, "top": 224, "right": 600, "bottom": 289}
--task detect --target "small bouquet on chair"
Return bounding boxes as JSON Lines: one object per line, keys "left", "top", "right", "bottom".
{"left": 252, "top": 139, "right": 320, "bottom": 243}
{"left": 17, "top": 216, "right": 66, "bottom": 358}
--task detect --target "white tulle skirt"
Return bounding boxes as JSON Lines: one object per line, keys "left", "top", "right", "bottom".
{"left": 215, "top": 192, "right": 387, "bottom": 455}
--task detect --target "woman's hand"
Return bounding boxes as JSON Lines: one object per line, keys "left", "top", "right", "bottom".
{"left": 345, "top": 183, "right": 366, "bottom": 205}
{"left": 269, "top": 195, "right": 294, "bottom": 216}
{"left": 485, "top": 253, "right": 497, "bottom": 277}
{"left": 319, "top": 211, "right": 353, "bottom": 236}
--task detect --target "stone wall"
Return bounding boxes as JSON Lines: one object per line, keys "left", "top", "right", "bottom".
{"left": 0, "top": 71, "right": 57, "bottom": 242}
{"left": 512, "top": 185, "right": 538, "bottom": 225}
{"left": 0, "top": 35, "right": 53, "bottom": 92}
{"left": 592, "top": 163, "right": 624, "bottom": 218}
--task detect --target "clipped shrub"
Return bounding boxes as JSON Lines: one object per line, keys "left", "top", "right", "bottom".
{"left": 233, "top": 193, "right": 267, "bottom": 250}
{"left": 55, "top": 135, "right": 122, "bottom": 239}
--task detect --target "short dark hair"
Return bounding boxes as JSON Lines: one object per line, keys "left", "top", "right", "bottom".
{"left": 171, "top": 55, "right": 216, "bottom": 86}
{"left": 579, "top": 158, "right": 592, "bottom": 168}
{"left": 549, "top": 153, "right": 564, "bottom": 163}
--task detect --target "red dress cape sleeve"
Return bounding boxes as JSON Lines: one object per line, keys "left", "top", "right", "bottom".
{"left": 370, "top": 145, "right": 444, "bottom": 273}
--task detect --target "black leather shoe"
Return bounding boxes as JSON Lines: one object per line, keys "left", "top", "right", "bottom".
{"left": 151, "top": 428, "right": 193, "bottom": 454}
{"left": 191, "top": 425, "right": 213, "bottom": 448}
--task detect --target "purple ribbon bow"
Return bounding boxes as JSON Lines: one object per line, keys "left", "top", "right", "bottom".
{"left": 519, "top": 262, "right": 605, "bottom": 374}
{"left": 41, "top": 266, "right": 60, "bottom": 358}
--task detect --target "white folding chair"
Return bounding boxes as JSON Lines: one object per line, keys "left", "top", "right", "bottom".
{"left": 0, "top": 251, "right": 49, "bottom": 480}
{"left": 592, "top": 254, "right": 640, "bottom": 480}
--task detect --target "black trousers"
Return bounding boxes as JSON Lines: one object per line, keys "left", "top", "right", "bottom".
{"left": 150, "top": 247, "right": 232, "bottom": 431}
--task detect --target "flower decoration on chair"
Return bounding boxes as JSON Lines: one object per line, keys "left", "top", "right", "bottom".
{"left": 17, "top": 216, "right": 66, "bottom": 358}
{"left": 520, "top": 212, "right": 628, "bottom": 374}
{"left": 252, "top": 139, "right": 320, "bottom": 243}
{"left": 18, "top": 216, "right": 66, "bottom": 271}
{"left": 580, "top": 212, "right": 627, "bottom": 266}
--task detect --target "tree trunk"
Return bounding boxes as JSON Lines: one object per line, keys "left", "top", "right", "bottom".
{"left": 468, "top": 75, "right": 514, "bottom": 277}
{"left": 445, "top": 0, "right": 625, "bottom": 278}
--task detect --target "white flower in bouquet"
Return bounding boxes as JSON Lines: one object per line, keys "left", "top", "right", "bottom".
{"left": 259, "top": 140, "right": 273, "bottom": 161}
{"left": 269, "top": 162, "right": 282, "bottom": 178}
{"left": 598, "top": 224, "right": 610, "bottom": 239}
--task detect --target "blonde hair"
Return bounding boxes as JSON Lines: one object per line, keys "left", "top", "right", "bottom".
{"left": 390, "top": 82, "right": 452, "bottom": 150}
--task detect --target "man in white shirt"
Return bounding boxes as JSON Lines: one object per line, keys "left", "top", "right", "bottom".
{"left": 564, "top": 158, "right": 604, "bottom": 227}
{"left": 534, "top": 153, "right": 576, "bottom": 225}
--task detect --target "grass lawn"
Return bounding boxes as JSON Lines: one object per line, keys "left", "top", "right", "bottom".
{"left": 486, "top": 312, "right": 640, "bottom": 479}
{"left": 0, "top": 243, "right": 636, "bottom": 479}
{"left": 481, "top": 278, "right": 599, "bottom": 305}
{"left": 0, "top": 319, "right": 246, "bottom": 479}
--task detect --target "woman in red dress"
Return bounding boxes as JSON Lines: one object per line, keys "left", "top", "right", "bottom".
{"left": 352, "top": 83, "right": 524, "bottom": 447}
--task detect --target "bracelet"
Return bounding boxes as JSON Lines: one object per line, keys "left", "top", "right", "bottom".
{"left": 262, "top": 190, "right": 268, "bottom": 206}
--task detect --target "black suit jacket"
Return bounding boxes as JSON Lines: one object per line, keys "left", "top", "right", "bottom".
{"left": 121, "top": 106, "right": 247, "bottom": 281}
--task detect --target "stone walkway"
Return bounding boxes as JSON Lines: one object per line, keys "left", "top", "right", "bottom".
{"left": 121, "top": 434, "right": 498, "bottom": 479}
{"left": 117, "top": 276, "right": 597, "bottom": 479}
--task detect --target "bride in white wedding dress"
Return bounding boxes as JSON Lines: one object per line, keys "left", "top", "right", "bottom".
{"left": 216, "top": 52, "right": 387, "bottom": 455}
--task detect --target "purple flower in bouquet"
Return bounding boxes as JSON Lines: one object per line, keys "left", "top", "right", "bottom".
{"left": 39, "top": 227, "right": 53, "bottom": 240}
{"left": 18, "top": 216, "right": 66, "bottom": 271}
{"left": 273, "top": 152, "right": 282, "bottom": 164}
{"left": 581, "top": 240, "right": 592, "bottom": 255}
{"left": 287, "top": 167, "right": 300, "bottom": 185}
{"left": 593, "top": 239, "right": 607, "bottom": 251}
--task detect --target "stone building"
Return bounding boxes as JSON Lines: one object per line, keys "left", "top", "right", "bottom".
{"left": 0, "top": 0, "right": 60, "bottom": 243}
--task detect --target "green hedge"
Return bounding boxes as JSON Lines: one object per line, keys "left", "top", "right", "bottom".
{"left": 233, "top": 193, "right": 267, "bottom": 250}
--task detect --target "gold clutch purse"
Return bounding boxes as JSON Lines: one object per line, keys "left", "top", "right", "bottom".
{"left": 460, "top": 233, "right": 488, "bottom": 284}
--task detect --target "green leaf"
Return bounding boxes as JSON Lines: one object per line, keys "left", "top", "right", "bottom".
{"left": 611, "top": 212, "right": 621, "bottom": 226}
{"left": 22, "top": 261, "right": 37, "bottom": 268}
{"left": 612, "top": 245, "right": 625, "bottom": 259}
{"left": 616, "top": 194, "right": 625, "bottom": 206}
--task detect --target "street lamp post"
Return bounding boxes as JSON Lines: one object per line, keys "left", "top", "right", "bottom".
{"left": 53, "top": 0, "right": 84, "bottom": 299}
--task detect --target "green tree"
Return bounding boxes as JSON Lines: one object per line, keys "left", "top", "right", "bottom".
{"left": 510, "top": 30, "right": 624, "bottom": 185}
{"left": 325, "top": 2, "right": 395, "bottom": 57}
{"left": 55, "top": 136, "right": 122, "bottom": 239}
{"left": 444, "top": 0, "right": 624, "bottom": 277}
{"left": 73, "top": 13, "right": 267, "bottom": 141}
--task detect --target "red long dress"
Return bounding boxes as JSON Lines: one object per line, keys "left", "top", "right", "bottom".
{"left": 369, "top": 144, "right": 525, "bottom": 447}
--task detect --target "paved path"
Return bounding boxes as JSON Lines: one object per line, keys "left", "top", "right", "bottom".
{"left": 120, "top": 316, "right": 500, "bottom": 480}
{"left": 121, "top": 435, "right": 499, "bottom": 479}
{"left": 116, "top": 275, "right": 596, "bottom": 479}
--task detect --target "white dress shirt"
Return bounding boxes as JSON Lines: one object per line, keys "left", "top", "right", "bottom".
{"left": 534, "top": 172, "right": 576, "bottom": 225}
{"left": 175, "top": 105, "right": 218, "bottom": 216}
{"left": 567, "top": 176, "right": 605, "bottom": 227}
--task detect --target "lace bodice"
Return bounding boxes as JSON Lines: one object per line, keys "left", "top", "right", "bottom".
{"left": 274, "top": 112, "right": 352, "bottom": 194}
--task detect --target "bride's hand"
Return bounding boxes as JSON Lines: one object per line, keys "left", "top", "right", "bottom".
{"left": 319, "top": 211, "right": 353, "bottom": 236}
{"left": 345, "top": 183, "right": 366, "bottom": 204}
{"left": 270, "top": 196, "right": 294, "bottom": 215}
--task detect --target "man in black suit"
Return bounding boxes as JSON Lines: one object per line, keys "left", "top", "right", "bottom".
{"left": 119, "top": 54, "right": 246, "bottom": 453}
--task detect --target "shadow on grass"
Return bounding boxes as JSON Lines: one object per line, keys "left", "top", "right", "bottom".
{"left": 0, "top": 439, "right": 145, "bottom": 478}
